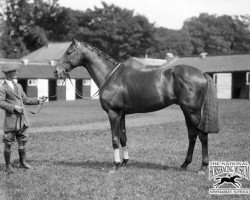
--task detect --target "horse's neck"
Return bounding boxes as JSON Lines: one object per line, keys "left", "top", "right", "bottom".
{"left": 83, "top": 55, "right": 115, "bottom": 88}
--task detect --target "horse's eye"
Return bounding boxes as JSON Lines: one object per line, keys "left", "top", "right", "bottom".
{"left": 67, "top": 48, "right": 75, "bottom": 54}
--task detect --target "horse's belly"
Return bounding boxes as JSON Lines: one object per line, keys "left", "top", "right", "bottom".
{"left": 124, "top": 97, "right": 166, "bottom": 114}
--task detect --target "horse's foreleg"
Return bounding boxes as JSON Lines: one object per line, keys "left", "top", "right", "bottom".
{"left": 198, "top": 131, "right": 209, "bottom": 174}
{"left": 120, "top": 114, "right": 129, "bottom": 165}
{"left": 108, "top": 110, "right": 122, "bottom": 169}
{"left": 180, "top": 115, "right": 198, "bottom": 169}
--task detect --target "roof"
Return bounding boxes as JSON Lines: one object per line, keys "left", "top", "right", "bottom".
{"left": 22, "top": 42, "right": 71, "bottom": 62}
{"left": 126, "top": 54, "right": 250, "bottom": 73}
{"left": 165, "top": 54, "right": 250, "bottom": 73}
{"left": 0, "top": 59, "right": 90, "bottom": 79}
{"left": 124, "top": 57, "right": 167, "bottom": 71}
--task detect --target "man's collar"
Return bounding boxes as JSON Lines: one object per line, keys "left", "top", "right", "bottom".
{"left": 5, "top": 79, "right": 14, "bottom": 84}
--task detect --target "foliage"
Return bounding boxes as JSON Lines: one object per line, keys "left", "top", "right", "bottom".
{"left": 0, "top": 27, "right": 28, "bottom": 58}
{"left": 183, "top": 13, "right": 250, "bottom": 55}
{"left": 0, "top": 0, "right": 48, "bottom": 58}
{"left": 32, "top": 0, "right": 77, "bottom": 41}
{"left": 150, "top": 28, "right": 193, "bottom": 58}
{"left": 23, "top": 25, "right": 47, "bottom": 52}
{"left": 74, "top": 2, "right": 155, "bottom": 61}
{"left": 0, "top": 1, "right": 250, "bottom": 59}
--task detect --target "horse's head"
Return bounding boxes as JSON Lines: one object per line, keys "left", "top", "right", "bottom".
{"left": 233, "top": 175, "right": 241, "bottom": 179}
{"left": 53, "top": 38, "right": 82, "bottom": 79}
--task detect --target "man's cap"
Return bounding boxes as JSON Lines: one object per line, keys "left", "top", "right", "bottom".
{"left": 1, "top": 63, "right": 19, "bottom": 73}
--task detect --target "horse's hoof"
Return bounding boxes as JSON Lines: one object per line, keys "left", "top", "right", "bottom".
{"left": 114, "top": 162, "right": 121, "bottom": 170}
{"left": 180, "top": 164, "right": 187, "bottom": 170}
{"left": 122, "top": 159, "right": 129, "bottom": 165}
{"left": 118, "top": 159, "right": 129, "bottom": 170}
{"left": 108, "top": 162, "right": 121, "bottom": 173}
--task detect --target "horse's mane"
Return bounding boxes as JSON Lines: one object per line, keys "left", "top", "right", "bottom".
{"left": 81, "top": 42, "right": 120, "bottom": 66}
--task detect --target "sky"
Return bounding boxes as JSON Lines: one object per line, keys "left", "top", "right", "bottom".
{"left": 58, "top": 0, "right": 250, "bottom": 30}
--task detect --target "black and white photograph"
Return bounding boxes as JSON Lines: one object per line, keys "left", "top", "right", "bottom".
{"left": 0, "top": 0, "right": 250, "bottom": 199}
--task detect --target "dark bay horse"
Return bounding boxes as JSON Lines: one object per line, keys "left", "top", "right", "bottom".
{"left": 54, "top": 38, "right": 219, "bottom": 173}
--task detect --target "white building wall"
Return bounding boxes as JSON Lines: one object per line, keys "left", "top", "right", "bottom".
{"left": 215, "top": 73, "right": 232, "bottom": 99}
{"left": 66, "top": 79, "right": 76, "bottom": 101}
{"left": 37, "top": 79, "right": 48, "bottom": 101}
{"left": 90, "top": 79, "right": 99, "bottom": 99}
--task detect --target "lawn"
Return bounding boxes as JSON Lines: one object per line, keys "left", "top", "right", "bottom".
{"left": 0, "top": 99, "right": 250, "bottom": 200}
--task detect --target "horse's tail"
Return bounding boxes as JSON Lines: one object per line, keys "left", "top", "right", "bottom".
{"left": 198, "top": 73, "right": 220, "bottom": 133}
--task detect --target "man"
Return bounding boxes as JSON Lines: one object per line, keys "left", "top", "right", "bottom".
{"left": 0, "top": 63, "right": 47, "bottom": 173}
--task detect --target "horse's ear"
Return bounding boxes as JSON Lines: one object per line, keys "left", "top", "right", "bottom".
{"left": 72, "top": 37, "right": 78, "bottom": 44}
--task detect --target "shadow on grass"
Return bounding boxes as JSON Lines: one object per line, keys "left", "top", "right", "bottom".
{"left": 27, "top": 159, "right": 189, "bottom": 172}
{"left": 0, "top": 159, "right": 25, "bottom": 172}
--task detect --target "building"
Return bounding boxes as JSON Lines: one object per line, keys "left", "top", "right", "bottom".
{"left": 22, "top": 42, "right": 99, "bottom": 99}
{"left": 0, "top": 42, "right": 99, "bottom": 101}
{"left": 126, "top": 54, "right": 250, "bottom": 99}
{"left": 0, "top": 58, "right": 92, "bottom": 101}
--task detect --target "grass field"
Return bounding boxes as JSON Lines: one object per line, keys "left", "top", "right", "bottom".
{"left": 0, "top": 99, "right": 250, "bottom": 200}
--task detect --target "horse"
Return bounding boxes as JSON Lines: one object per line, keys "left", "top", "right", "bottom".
{"left": 213, "top": 175, "right": 242, "bottom": 188}
{"left": 53, "top": 38, "right": 219, "bottom": 173}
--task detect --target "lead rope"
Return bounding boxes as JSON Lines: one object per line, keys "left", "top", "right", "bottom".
{"left": 28, "top": 79, "right": 66, "bottom": 114}
{"left": 67, "top": 74, "right": 100, "bottom": 99}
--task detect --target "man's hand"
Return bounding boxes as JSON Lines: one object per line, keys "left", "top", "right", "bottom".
{"left": 38, "top": 96, "right": 47, "bottom": 103}
{"left": 14, "top": 105, "right": 24, "bottom": 114}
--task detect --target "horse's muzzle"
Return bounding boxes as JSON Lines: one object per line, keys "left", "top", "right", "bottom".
{"left": 54, "top": 70, "right": 68, "bottom": 79}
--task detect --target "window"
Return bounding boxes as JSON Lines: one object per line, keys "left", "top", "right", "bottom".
{"left": 27, "top": 79, "right": 37, "bottom": 86}
{"left": 57, "top": 79, "right": 65, "bottom": 86}
{"left": 83, "top": 79, "right": 91, "bottom": 86}
{"left": 213, "top": 74, "right": 218, "bottom": 85}
{"left": 247, "top": 72, "right": 250, "bottom": 85}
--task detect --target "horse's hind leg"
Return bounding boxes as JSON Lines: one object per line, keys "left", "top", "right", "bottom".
{"left": 198, "top": 131, "right": 209, "bottom": 174}
{"left": 180, "top": 115, "right": 198, "bottom": 169}
{"left": 120, "top": 114, "right": 129, "bottom": 165}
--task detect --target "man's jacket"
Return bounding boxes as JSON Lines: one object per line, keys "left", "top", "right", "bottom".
{"left": 0, "top": 81, "right": 39, "bottom": 132}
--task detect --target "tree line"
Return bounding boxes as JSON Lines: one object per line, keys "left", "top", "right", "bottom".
{"left": 0, "top": 0, "right": 250, "bottom": 61}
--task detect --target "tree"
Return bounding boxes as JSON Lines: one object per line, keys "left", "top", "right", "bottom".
{"left": 32, "top": 0, "right": 78, "bottom": 41}
{"left": 150, "top": 27, "right": 193, "bottom": 58}
{"left": 74, "top": 2, "right": 155, "bottom": 61}
{"left": 0, "top": 0, "right": 48, "bottom": 58}
{"left": 183, "top": 13, "right": 250, "bottom": 55}
{"left": 23, "top": 25, "right": 47, "bottom": 52}
{"left": 231, "top": 15, "right": 250, "bottom": 53}
{"left": 0, "top": 28, "right": 28, "bottom": 58}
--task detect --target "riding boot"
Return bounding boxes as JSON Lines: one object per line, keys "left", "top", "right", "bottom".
{"left": 18, "top": 146, "right": 32, "bottom": 169}
{"left": 4, "top": 144, "right": 14, "bottom": 174}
